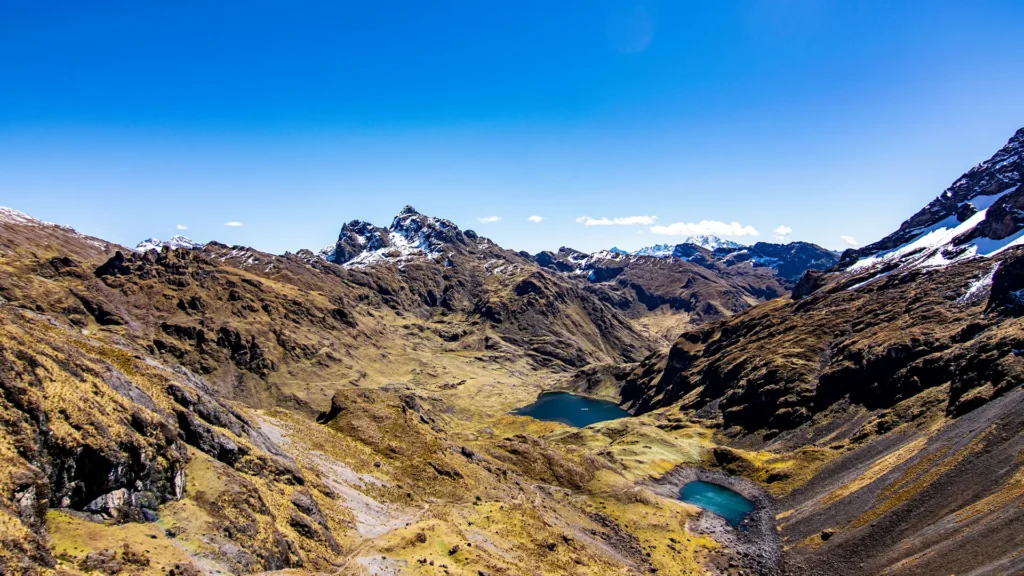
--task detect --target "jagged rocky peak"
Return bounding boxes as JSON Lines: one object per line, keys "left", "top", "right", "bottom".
{"left": 318, "top": 220, "right": 391, "bottom": 263}
{"left": 556, "top": 246, "right": 590, "bottom": 259}
{"left": 135, "top": 235, "right": 203, "bottom": 252}
{"left": 669, "top": 243, "right": 714, "bottom": 263}
{"left": 389, "top": 204, "right": 466, "bottom": 247}
{"left": 320, "top": 205, "right": 472, "bottom": 267}
{"left": 841, "top": 127, "right": 1024, "bottom": 268}
{"left": 533, "top": 247, "right": 592, "bottom": 274}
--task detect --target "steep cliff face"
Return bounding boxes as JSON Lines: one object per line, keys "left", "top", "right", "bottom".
{"left": 0, "top": 306, "right": 329, "bottom": 574}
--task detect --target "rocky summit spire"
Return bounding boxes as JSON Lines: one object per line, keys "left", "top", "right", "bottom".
{"left": 319, "top": 205, "right": 471, "bottom": 267}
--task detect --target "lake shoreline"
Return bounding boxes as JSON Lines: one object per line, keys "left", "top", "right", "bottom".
{"left": 648, "top": 466, "right": 784, "bottom": 576}
{"left": 512, "top": 391, "right": 632, "bottom": 427}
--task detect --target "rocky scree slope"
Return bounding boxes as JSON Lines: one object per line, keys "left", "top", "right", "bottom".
{"left": 613, "top": 128, "right": 1024, "bottom": 576}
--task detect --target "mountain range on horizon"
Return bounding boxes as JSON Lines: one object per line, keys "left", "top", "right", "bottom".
{"left": 124, "top": 206, "right": 840, "bottom": 338}
{"left": 133, "top": 216, "right": 826, "bottom": 272}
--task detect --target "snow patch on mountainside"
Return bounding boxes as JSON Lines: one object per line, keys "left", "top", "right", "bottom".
{"left": 1, "top": 206, "right": 108, "bottom": 250}
{"left": 0, "top": 206, "right": 52, "bottom": 226}
{"left": 343, "top": 230, "right": 444, "bottom": 269}
{"left": 842, "top": 127, "right": 1024, "bottom": 271}
{"left": 847, "top": 197, "right": 1024, "bottom": 273}
{"left": 958, "top": 263, "right": 1000, "bottom": 304}
{"left": 317, "top": 245, "right": 337, "bottom": 261}
{"left": 0, "top": 206, "right": 79, "bottom": 233}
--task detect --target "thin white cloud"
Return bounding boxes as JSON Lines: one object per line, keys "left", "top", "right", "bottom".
{"left": 176, "top": 224, "right": 189, "bottom": 230}
{"left": 576, "top": 215, "right": 657, "bottom": 226}
{"left": 773, "top": 225, "right": 792, "bottom": 241}
{"left": 650, "top": 220, "right": 759, "bottom": 237}
{"left": 224, "top": 221, "right": 244, "bottom": 227}
{"left": 527, "top": 215, "right": 544, "bottom": 223}
{"left": 477, "top": 216, "right": 501, "bottom": 223}
{"left": 840, "top": 235, "right": 858, "bottom": 247}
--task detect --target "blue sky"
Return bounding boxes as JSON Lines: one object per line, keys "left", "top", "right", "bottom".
{"left": 1, "top": 1, "right": 1022, "bottom": 254}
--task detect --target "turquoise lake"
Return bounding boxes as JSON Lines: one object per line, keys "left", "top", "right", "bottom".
{"left": 512, "top": 392, "right": 631, "bottom": 427}
{"left": 679, "top": 481, "right": 756, "bottom": 527}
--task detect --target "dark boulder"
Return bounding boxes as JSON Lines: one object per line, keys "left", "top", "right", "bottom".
{"left": 95, "top": 251, "right": 132, "bottom": 277}
{"left": 987, "top": 251, "right": 1024, "bottom": 314}
{"left": 792, "top": 269, "right": 829, "bottom": 300}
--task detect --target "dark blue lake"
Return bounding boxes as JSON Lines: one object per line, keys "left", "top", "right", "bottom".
{"left": 679, "top": 481, "right": 756, "bottom": 528}
{"left": 512, "top": 392, "right": 631, "bottom": 427}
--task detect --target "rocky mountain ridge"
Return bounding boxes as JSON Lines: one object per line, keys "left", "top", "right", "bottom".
{"left": 541, "top": 238, "right": 838, "bottom": 284}
{"left": 840, "top": 128, "right": 1024, "bottom": 272}
{"left": 535, "top": 246, "right": 787, "bottom": 326}
{"left": 531, "top": 238, "right": 837, "bottom": 336}
{"left": 128, "top": 211, "right": 833, "bottom": 343}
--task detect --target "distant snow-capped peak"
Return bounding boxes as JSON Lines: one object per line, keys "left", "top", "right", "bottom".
{"left": 632, "top": 244, "right": 675, "bottom": 258}
{"left": 678, "top": 235, "right": 743, "bottom": 251}
{"left": 136, "top": 235, "right": 203, "bottom": 252}
{"left": 627, "top": 236, "right": 742, "bottom": 257}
